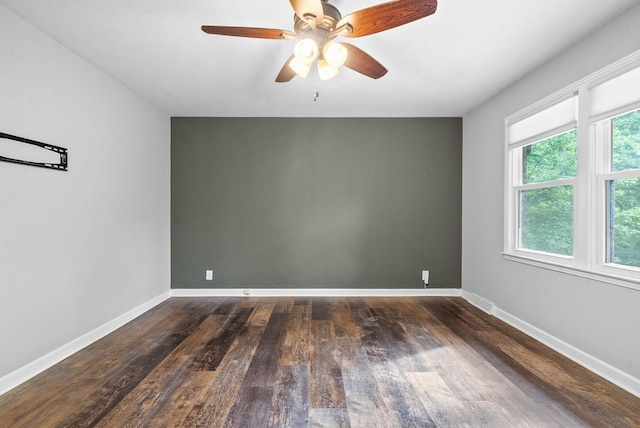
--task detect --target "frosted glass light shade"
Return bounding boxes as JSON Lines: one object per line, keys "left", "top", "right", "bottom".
{"left": 294, "top": 38, "right": 318, "bottom": 65}
{"left": 289, "top": 57, "right": 311, "bottom": 78}
{"left": 318, "top": 58, "right": 339, "bottom": 80}
{"left": 323, "top": 41, "right": 348, "bottom": 68}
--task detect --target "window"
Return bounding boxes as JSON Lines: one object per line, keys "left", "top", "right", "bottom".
{"left": 518, "top": 130, "right": 577, "bottom": 256}
{"left": 596, "top": 109, "right": 640, "bottom": 270}
{"left": 505, "top": 94, "right": 578, "bottom": 263}
{"left": 505, "top": 51, "right": 640, "bottom": 288}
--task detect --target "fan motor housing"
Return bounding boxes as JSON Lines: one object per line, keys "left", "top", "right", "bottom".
{"left": 293, "top": 1, "right": 342, "bottom": 40}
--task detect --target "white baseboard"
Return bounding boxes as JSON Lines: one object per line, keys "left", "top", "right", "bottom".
{"left": 462, "top": 290, "right": 496, "bottom": 314}
{"left": 170, "top": 288, "right": 463, "bottom": 297}
{"left": 0, "top": 291, "right": 171, "bottom": 396}
{"left": 462, "top": 290, "right": 640, "bottom": 398}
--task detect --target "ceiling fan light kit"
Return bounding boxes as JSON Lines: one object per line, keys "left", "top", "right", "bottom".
{"left": 201, "top": 0, "right": 438, "bottom": 82}
{"left": 323, "top": 41, "right": 348, "bottom": 68}
{"left": 294, "top": 38, "right": 319, "bottom": 65}
{"left": 290, "top": 38, "right": 347, "bottom": 80}
{"left": 317, "top": 58, "right": 340, "bottom": 80}
{"left": 288, "top": 56, "right": 312, "bottom": 78}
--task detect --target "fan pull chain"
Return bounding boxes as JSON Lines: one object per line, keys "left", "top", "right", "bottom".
{"left": 313, "top": 69, "right": 319, "bottom": 101}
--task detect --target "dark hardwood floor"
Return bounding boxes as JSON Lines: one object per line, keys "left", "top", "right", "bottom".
{"left": 1, "top": 296, "right": 639, "bottom": 427}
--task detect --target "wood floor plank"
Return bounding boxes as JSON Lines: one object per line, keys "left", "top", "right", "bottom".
{"left": 347, "top": 298, "right": 437, "bottom": 426}
{"left": 407, "top": 371, "right": 476, "bottom": 427}
{"left": 310, "top": 320, "right": 347, "bottom": 409}
{"left": 482, "top": 328, "right": 640, "bottom": 427}
{"left": 268, "top": 365, "right": 311, "bottom": 427}
{"left": 219, "top": 311, "right": 291, "bottom": 426}
{"left": 174, "top": 324, "right": 264, "bottom": 427}
{"left": 57, "top": 319, "right": 203, "bottom": 427}
{"left": 147, "top": 372, "right": 216, "bottom": 427}
{"left": 338, "top": 338, "right": 392, "bottom": 428}
{"left": 335, "top": 300, "right": 392, "bottom": 427}
{"left": 367, "top": 359, "right": 437, "bottom": 427}
{"left": 311, "top": 298, "right": 333, "bottom": 321}
{"left": 408, "top": 371, "right": 524, "bottom": 428}
{"left": 247, "top": 298, "right": 275, "bottom": 326}
{"left": 243, "top": 312, "right": 289, "bottom": 386}
{"left": 386, "top": 298, "right": 586, "bottom": 425}
{"left": 223, "top": 386, "right": 274, "bottom": 428}
{"left": 0, "top": 298, "right": 213, "bottom": 428}
{"left": 92, "top": 313, "right": 225, "bottom": 427}
{"left": 309, "top": 408, "right": 351, "bottom": 428}
{"left": 0, "top": 296, "right": 639, "bottom": 427}
{"left": 332, "top": 298, "right": 360, "bottom": 339}
{"left": 281, "top": 302, "right": 311, "bottom": 366}
{"left": 420, "top": 298, "right": 594, "bottom": 425}
{"left": 367, "top": 305, "right": 430, "bottom": 372}
{"left": 190, "top": 307, "right": 253, "bottom": 371}
{"left": 272, "top": 297, "right": 295, "bottom": 314}
{"left": 0, "top": 299, "right": 184, "bottom": 414}
{"left": 212, "top": 297, "right": 243, "bottom": 315}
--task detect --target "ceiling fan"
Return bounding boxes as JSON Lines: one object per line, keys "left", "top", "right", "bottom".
{"left": 201, "top": 0, "right": 438, "bottom": 82}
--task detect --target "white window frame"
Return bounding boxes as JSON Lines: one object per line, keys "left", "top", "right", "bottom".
{"left": 594, "top": 118, "right": 640, "bottom": 279}
{"left": 504, "top": 50, "right": 640, "bottom": 291}
{"left": 505, "top": 93, "right": 579, "bottom": 266}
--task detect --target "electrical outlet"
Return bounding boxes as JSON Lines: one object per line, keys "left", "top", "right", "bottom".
{"left": 205, "top": 270, "right": 213, "bottom": 281}
{"left": 422, "top": 270, "right": 430, "bottom": 285}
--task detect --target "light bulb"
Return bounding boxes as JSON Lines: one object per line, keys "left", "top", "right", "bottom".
{"left": 323, "top": 41, "right": 348, "bottom": 68}
{"left": 293, "top": 38, "right": 318, "bottom": 65}
{"left": 317, "top": 58, "right": 339, "bottom": 80}
{"left": 288, "top": 57, "right": 311, "bottom": 78}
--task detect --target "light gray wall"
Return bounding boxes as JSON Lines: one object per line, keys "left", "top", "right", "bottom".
{"left": 172, "top": 117, "right": 462, "bottom": 289}
{"left": 0, "top": 6, "right": 170, "bottom": 378}
{"left": 462, "top": 3, "right": 640, "bottom": 380}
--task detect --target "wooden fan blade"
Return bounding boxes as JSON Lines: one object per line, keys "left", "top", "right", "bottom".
{"left": 276, "top": 55, "right": 297, "bottom": 82}
{"left": 201, "top": 26, "right": 296, "bottom": 40}
{"left": 342, "top": 43, "right": 388, "bottom": 79}
{"left": 338, "top": 0, "right": 437, "bottom": 38}
{"left": 289, "top": 0, "right": 324, "bottom": 25}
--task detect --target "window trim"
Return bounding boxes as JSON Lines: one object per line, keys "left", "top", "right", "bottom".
{"left": 596, "top": 169, "right": 640, "bottom": 273}
{"left": 516, "top": 179, "right": 576, "bottom": 255}
{"left": 504, "top": 49, "right": 640, "bottom": 292}
{"left": 502, "top": 252, "right": 640, "bottom": 291}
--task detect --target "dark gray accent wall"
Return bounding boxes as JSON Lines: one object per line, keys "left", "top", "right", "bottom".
{"left": 171, "top": 117, "right": 461, "bottom": 289}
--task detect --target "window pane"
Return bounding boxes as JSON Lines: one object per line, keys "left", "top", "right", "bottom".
{"left": 520, "top": 185, "right": 573, "bottom": 256}
{"left": 612, "top": 109, "right": 640, "bottom": 172}
{"left": 607, "top": 178, "right": 640, "bottom": 268}
{"left": 523, "top": 129, "right": 577, "bottom": 184}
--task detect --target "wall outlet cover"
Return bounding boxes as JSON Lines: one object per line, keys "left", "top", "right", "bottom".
{"left": 422, "top": 270, "right": 430, "bottom": 283}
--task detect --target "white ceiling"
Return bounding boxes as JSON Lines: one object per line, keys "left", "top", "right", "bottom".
{"left": 2, "top": 0, "right": 638, "bottom": 117}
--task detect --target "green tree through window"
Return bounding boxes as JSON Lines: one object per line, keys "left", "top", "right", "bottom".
{"left": 523, "top": 129, "right": 577, "bottom": 184}
{"left": 506, "top": 60, "right": 640, "bottom": 285}
{"left": 520, "top": 129, "right": 577, "bottom": 255}
{"left": 608, "top": 109, "right": 640, "bottom": 268}
{"left": 612, "top": 109, "right": 640, "bottom": 172}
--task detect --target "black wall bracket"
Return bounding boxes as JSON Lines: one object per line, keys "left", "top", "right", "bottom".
{"left": 0, "top": 132, "right": 68, "bottom": 171}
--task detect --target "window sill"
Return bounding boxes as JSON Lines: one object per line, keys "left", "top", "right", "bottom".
{"left": 502, "top": 252, "right": 640, "bottom": 292}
